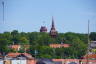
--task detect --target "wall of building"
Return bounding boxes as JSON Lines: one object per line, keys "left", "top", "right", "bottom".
{"left": 0, "top": 60, "right": 3, "bottom": 64}
{"left": 27, "top": 59, "right": 36, "bottom": 64}
{"left": 4, "top": 60, "right": 11, "bottom": 64}
{"left": 11, "top": 60, "right": 27, "bottom": 64}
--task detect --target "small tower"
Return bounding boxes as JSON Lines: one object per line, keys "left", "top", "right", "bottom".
{"left": 40, "top": 21, "right": 47, "bottom": 32}
{"left": 49, "top": 17, "right": 57, "bottom": 38}
{"left": 40, "top": 26, "right": 47, "bottom": 32}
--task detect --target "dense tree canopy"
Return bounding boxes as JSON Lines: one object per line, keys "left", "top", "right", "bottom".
{"left": 0, "top": 38, "right": 9, "bottom": 54}
{"left": 0, "top": 30, "right": 96, "bottom": 59}
{"left": 90, "top": 32, "right": 96, "bottom": 41}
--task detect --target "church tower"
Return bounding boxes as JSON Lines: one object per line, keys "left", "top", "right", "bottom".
{"left": 40, "top": 21, "right": 47, "bottom": 32}
{"left": 40, "top": 26, "right": 47, "bottom": 32}
{"left": 49, "top": 17, "right": 58, "bottom": 38}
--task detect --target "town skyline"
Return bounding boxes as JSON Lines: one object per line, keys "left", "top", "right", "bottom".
{"left": 0, "top": 0, "right": 96, "bottom": 33}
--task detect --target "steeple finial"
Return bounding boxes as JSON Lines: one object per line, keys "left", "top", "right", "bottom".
{"left": 52, "top": 16, "right": 55, "bottom": 28}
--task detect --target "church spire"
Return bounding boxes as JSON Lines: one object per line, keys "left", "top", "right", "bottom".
{"left": 51, "top": 16, "right": 55, "bottom": 30}
{"left": 52, "top": 16, "right": 55, "bottom": 28}
{"left": 49, "top": 17, "right": 58, "bottom": 38}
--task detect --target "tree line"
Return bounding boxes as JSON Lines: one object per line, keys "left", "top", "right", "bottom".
{"left": 0, "top": 30, "right": 96, "bottom": 59}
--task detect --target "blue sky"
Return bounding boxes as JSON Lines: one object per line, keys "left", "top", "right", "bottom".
{"left": 0, "top": 0, "right": 96, "bottom": 33}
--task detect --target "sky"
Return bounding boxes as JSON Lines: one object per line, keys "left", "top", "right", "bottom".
{"left": 0, "top": 0, "right": 96, "bottom": 33}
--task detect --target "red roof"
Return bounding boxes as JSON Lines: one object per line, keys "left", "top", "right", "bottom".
{"left": 53, "top": 59, "right": 96, "bottom": 63}
{"left": 52, "top": 59, "right": 79, "bottom": 62}
{"left": 50, "top": 44, "right": 70, "bottom": 48}
{"left": 84, "top": 54, "right": 96, "bottom": 59}
{"left": 22, "top": 53, "right": 33, "bottom": 59}
{"left": 6, "top": 52, "right": 21, "bottom": 57}
{"left": 81, "top": 59, "right": 96, "bottom": 62}
{"left": 6, "top": 52, "right": 33, "bottom": 59}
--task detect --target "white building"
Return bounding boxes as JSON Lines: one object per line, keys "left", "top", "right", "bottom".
{"left": 11, "top": 60, "right": 26, "bottom": 64}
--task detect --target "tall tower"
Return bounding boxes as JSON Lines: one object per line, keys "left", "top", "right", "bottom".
{"left": 49, "top": 17, "right": 57, "bottom": 38}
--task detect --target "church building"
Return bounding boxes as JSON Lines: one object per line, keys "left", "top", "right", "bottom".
{"left": 40, "top": 17, "right": 58, "bottom": 38}
{"left": 49, "top": 17, "right": 58, "bottom": 38}
{"left": 40, "top": 26, "right": 47, "bottom": 32}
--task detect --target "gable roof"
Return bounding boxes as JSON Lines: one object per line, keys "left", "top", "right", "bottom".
{"left": 6, "top": 52, "right": 21, "bottom": 58}
{"left": 6, "top": 52, "right": 33, "bottom": 59}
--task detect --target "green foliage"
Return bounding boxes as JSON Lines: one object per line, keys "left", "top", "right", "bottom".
{"left": 19, "top": 37, "right": 29, "bottom": 44}
{"left": 90, "top": 32, "right": 96, "bottom": 41}
{"left": 0, "top": 30, "right": 95, "bottom": 59}
{"left": 0, "top": 38, "right": 9, "bottom": 54}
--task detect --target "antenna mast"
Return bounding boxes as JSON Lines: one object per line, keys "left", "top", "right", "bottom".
{"left": 86, "top": 20, "right": 90, "bottom": 64}
{"left": 2, "top": 1, "right": 4, "bottom": 23}
{"left": 88, "top": 20, "right": 90, "bottom": 49}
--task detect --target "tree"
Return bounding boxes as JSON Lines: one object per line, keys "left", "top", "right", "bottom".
{"left": 0, "top": 31, "right": 93, "bottom": 59}
{"left": 90, "top": 32, "right": 96, "bottom": 41}
{"left": 11, "top": 30, "right": 21, "bottom": 44}
{"left": 19, "top": 37, "right": 29, "bottom": 44}
{"left": 28, "top": 32, "right": 39, "bottom": 45}
{"left": 0, "top": 38, "right": 9, "bottom": 54}
{"left": 0, "top": 32, "right": 12, "bottom": 44}
{"left": 11, "top": 30, "right": 18, "bottom": 36}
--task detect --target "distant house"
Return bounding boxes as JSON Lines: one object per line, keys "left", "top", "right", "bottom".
{"left": 5, "top": 52, "right": 21, "bottom": 59}
{"left": 27, "top": 59, "right": 36, "bottom": 64}
{"left": 4, "top": 60, "right": 11, "bottom": 64}
{"left": 9, "top": 44, "right": 30, "bottom": 51}
{"left": 52, "top": 59, "right": 79, "bottom": 64}
{"left": 81, "top": 59, "right": 96, "bottom": 64}
{"left": 4, "top": 52, "right": 34, "bottom": 64}
{"left": 9, "top": 45, "right": 21, "bottom": 51}
{"left": 89, "top": 41, "right": 96, "bottom": 49}
{"left": 5, "top": 52, "right": 33, "bottom": 60}
{"left": 35, "top": 58, "right": 96, "bottom": 64}
{"left": 49, "top": 44, "right": 70, "bottom": 48}
{"left": 88, "top": 41, "right": 96, "bottom": 54}
{"left": 11, "top": 60, "right": 27, "bottom": 64}
{"left": 84, "top": 54, "right": 96, "bottom": 60}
